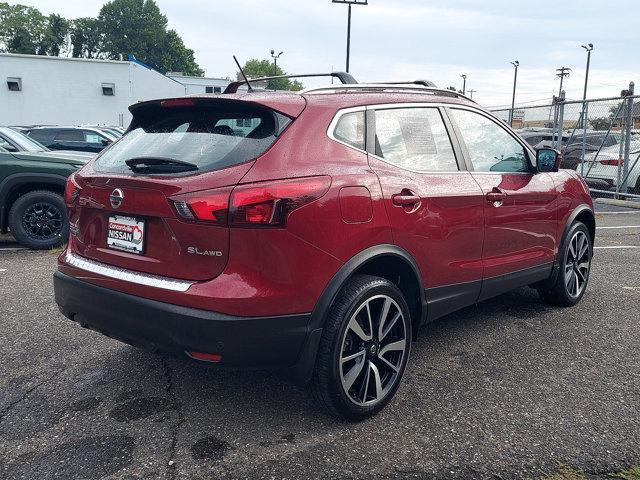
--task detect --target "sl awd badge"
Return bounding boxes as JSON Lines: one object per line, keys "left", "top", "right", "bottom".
{"left": 187, "top": 247, "right": 223, "bottom": 257}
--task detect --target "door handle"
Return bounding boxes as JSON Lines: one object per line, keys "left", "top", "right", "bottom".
{"left": 486, "top": 188, "right": 507, "bottom": 205}
{"left": 392, "top": 193, "right": 421, "bottom": 206}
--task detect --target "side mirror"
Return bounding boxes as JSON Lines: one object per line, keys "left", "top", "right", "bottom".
{"left": 536, "top": 148, "right": 561, "bottom": 173}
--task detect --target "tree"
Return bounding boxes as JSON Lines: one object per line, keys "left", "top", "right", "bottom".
{"left": 0, "top": 4, "right": 69, "bottom": 56}
{"left": 589, "top": 117, "right": 610, "bottom": 131}
{"left": 70, "top": 17, "right": 103, "bottom": 58}
{"left": 155, "top": 29, "right": 203, "bottom": 76}
{"left": 42, "top": 14, "right": 69, "bottom": 56}
{"left": 97, "top": 0, "right": 202, "bottom": 75}
{"left": 240, "top": 59, "right": 303, "bottom": 91}
{"left": 0, "top": 3, "right": 47, "bottom": 54}
{"left": 0, "top": 0, "right": 202, "bottom": 75}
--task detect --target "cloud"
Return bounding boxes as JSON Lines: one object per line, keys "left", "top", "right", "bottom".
{"left": 9, "top": 0, "right": 640, "bottom": 109}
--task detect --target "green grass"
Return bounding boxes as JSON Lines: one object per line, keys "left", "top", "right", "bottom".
{"left": 541, "top": 465, "right": 586, "bottom": 480}
{"left": 538, "top": 464, "right": 640, "bottom": 480}
{"left": 49, "top": 243, "right": 67, "bottom": 255}
{"left": 609, "top": 466, "right": 640, "bottom": 480}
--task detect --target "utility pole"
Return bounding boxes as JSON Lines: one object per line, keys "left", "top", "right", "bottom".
{"left": 510, "top": 60, "right": 519, "bottom": 126}
{"left": 460, "top": 74, "right": 467, "bottom": 95}
{"left": 468, "top": 89, "right": 476, "bottom": 100}
{"left": 332, "top": 0, "right": 368, "bottom": 73}
{"left": 270, "top": 50, "right": 283, "bottom": 76}
{"left": 556, "top": 66, "right": 571, "bottom": 96}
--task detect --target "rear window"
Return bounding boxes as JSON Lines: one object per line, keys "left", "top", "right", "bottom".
{"left": 93, "top": 103, "right": 291, "bottom": 175}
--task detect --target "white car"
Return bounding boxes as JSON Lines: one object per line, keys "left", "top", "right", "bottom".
{"left": 580, "top": 140, "right": 640, "bottom": 194}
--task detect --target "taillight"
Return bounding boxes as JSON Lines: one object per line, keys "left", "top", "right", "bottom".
{"left": 600, "top": 159, "right": 623, "bottom": 166}
{"left": 229, "top": 176, "right": 331, "bottom": 227}
{"left": 170, "top": 177, "right": 331, "bottom": 227}
{"left": 64, "top": 173, "right": 80, "bottom": 205}
{"left": 171, "top": 187, "right": 231, "bottom": 225}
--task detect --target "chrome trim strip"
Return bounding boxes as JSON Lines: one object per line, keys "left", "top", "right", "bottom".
{"left": 64, "top": 251, "right": 194, "bottom": 292}
{"left": 326, "top": 106, "right": 368, "bottom": 154}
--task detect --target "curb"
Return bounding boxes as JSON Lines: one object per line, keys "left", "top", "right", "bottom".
{"left": 594, "top": 197, "right": 640, "bottom": 210}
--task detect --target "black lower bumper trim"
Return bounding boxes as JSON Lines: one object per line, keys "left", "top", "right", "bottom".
{"left": 54, "top": 272, "right": 311, "bottom": 368}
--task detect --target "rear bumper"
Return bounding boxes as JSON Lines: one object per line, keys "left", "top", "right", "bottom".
{"left": 54, "top": 271, "right": 314, "bottom": 371}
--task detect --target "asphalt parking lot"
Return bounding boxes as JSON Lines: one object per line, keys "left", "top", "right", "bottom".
{"left": 1, "top": 202, "right": 639, "bottom": 480}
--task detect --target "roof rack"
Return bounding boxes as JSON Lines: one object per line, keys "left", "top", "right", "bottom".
{"left": 373, "top": 80, "right": 437, "bottom": 88}
{"left": 223, "top": 72, "right": 357, "bottom": 94}
{"left": 301, "top": 84, "right": 476, "bottom": 103}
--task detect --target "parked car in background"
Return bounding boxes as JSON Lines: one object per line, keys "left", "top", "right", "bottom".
{"left": 0, "top": 126, "right": 94, "bottom": 160}
{"left": 518, "top": 129, "right": 624, "bottom": 170}
{"left": 563, "top": 132, "right": 622, "bottom": 170}
{"left": 80, "top": 125, "right": 124, "bottom": 138}
{"left": 1, "top": 144, "right": 89, "bottom": 248}
{"left": 518, "top": 129, "right": 568, "bottom": 149}
{"left": 580, "top": 141, "right": 640, "bottom": 193}
{"left": 55, "top": 79, "right": 595, "bottom": 419}
{"left": 25, "top": 126, "right": 117, "bottom": 153}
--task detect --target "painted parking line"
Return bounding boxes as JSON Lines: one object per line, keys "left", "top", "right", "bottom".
{"left": 0, "top": 247, "right": 26, "bottom": 252}
{"left": 594, "top": 245, "right": 640, "bottom": 250}
{"left": 597, "top": 225, "right": 640, "bottom": 229}
{"left": 0, "top": 268, "right": 6, "bottom": 272}
{"left": 597, "top": 210, "right": 640, "bottom": 215}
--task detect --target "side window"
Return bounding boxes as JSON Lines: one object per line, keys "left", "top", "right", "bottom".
{"left": 373, "top": 107, "right": 458, "bottom": 172}
{"left": 83, "top": 131, "right": 105, "bottom": 143}
{"left": 450, "top": 109, "right": 530, "bottom": 173}
{"left": 54, "top": 130, "right": 84, "bottom": 142}
{"left": 333, "top": 111, "right": 365, "bottom": 150}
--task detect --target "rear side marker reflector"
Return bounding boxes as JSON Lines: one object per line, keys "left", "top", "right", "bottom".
{"left": 187, "top": 351, "right": 222, "bottom": 363}
{"left": 173, "top": 200, "right": 195, "bottom": 220}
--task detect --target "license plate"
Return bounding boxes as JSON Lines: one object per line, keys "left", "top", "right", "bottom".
{"left": 107, "top": 215, "right": 145, "bottom": 254}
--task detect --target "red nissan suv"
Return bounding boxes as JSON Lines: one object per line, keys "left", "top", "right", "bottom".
{"left": 54, "top": 75, "right": 595, "bottom": 420}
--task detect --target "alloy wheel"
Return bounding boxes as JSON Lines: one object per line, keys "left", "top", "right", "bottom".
{"left": 339, "top": 294, "right": 407, "bottom": 406}
{"left": 564, "top": 230, "right": 590, "bottom": 298}
{"left": 21, "top": 201, "right": 64, "bottom": 241}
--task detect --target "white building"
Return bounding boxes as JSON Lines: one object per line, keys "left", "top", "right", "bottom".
{"left": 167, "top": 73, "right": 230, "bottom": 95}
{"left": 0, "top": 53, "right": 197, "bottom": 127}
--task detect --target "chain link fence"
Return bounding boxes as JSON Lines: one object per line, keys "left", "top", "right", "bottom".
{"left": 490, "top": 83, "right": 640, "bottom": 200}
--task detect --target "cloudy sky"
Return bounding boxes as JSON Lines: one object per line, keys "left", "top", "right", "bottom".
{"left": 14, "top": 0, "right": 640, "bottom": 107}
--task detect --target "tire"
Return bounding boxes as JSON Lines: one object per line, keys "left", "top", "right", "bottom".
{"left": 539, "top": 221, "right": 592, "bottom": 307}
{"left": 311, "top": 274, "right": 412, "bottom": 421}
{"left": 8, "top": 190, "right": 68, "bottom": 250}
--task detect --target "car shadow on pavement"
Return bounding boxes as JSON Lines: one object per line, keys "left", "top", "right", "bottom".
{"left": 100, "top": 286, "right": 553, "bottom": 426}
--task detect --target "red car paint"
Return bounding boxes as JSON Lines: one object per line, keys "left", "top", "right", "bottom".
{"left": 58, "top": 91, "right": 593, "bottom": 329}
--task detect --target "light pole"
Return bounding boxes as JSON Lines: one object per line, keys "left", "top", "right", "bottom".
{"left": 460, "top": 74, "right": 467, "bottom": 95}
{"left": 580, "top": 43, "right": 593, "bottom": 129}
{"left": 333, "top": 0, "right": 368, "bottom": 73}
{"left": 510, "top": 60, "right": 519, "bottom": 127}
{"left": 270, "top": 50, "right": 283, "bottom": 76}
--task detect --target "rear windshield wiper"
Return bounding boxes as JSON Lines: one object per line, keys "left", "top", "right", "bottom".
{"left": 124, "top": 157, "right": 199, "bottom": 173}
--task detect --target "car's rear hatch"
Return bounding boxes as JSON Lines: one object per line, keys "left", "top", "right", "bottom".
{"left": 69, "top": 95, "right": 305, "bottom": 281}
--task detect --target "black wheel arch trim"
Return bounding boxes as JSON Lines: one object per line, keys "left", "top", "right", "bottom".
{"left": 287, "top": 244, "right": 426, "bottom": 385}
{"left": 549, "top": 204, "right": 595, "bottom": 286}
{"left": 0, "top": 173, "right": 67, "bottom": 232}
